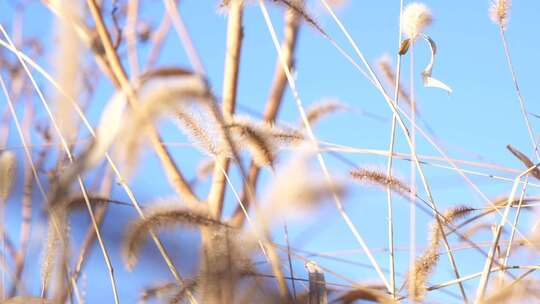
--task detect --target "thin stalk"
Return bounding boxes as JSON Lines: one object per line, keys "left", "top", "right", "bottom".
{"left": 231, "top": 4, "right": 301, "bottom": 227}
{"left": 126, "top": 0, "right": 140, "bottom": 79}
{"left": 258, "top": 0, "right": 391, "bottom": 292}
{"left": 218, "top": 164, "right": 291, "bottom": 300}
{"left": 499, "top": 27, "right": 539, "bottom": 161}
{"left": 163, "top": 0, "right": 206, "bottom": 75}
{"left": 0, "top": 26, "right": 120, "bottom": 304}
{"left": 0, "top": 75, "right": 82, "bottom": 302}
{"left": 500, "top": 177, "right": 528, "bottom": 279}
{"left": 385, "top": 0, "right": 404, "bottom": 298}
{"left": 284, "top": 221, "right": 297, "bottom": 300}
{"left": 207, "top": 0, "right": 244, "bottom": 218}
{"left": 86, "top": 0, "right": 200, "bottom": 206}
{"left": 0, "top": 20, "right": 198, "bottom": 304}
{"left": 10, "top": 103, "right": 38, "bottom": 297}
{"left": 474, "top": 164, "right": 538, "bottom": 302}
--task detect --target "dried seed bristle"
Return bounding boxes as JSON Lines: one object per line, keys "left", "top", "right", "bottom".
{"left": 228, "top": 120, "right": 275, "bottom": 167}
{"left": 407, "top": 205, "right": 475, "bottom": 300}
{"left": 350, "top": 168, "right": 411, "bottom": 198}
{"left": 305, "top": 100, "right": 348, "bottom": 125}
{"left": 123, "top": 203, "right": 229, "bottom": 269}
{"left": 176, "top": 110, "right": 226, "bottom": 156}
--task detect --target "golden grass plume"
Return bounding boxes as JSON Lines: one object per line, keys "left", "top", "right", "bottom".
{"left": 0, "top": 150, "right": 16, "bottom": 202}
{"left": 490, "top": 0, "right": 511, "bottom": 30}
{"left": 350, "top": 168, "right": 411, "bottom": 199}
{"left": 407, "top": 205, "right": 475, "bottom": 301}
{"left": 305, "top": 99, "right": 349, "bottom": 126}
{"left": 122, "top": 202, "right": 229, "bottom": 270}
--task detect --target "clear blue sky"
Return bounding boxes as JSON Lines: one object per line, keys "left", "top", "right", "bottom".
{"left": 1, "top": 0, "right": 540, "bottom": 302}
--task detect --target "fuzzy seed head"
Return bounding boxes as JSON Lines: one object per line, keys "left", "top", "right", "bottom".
{"left": 490, "top": 0, "right": 511, "bottom": 29}
{"left": 401, "top": 2, "right": 433, "bottom": 40}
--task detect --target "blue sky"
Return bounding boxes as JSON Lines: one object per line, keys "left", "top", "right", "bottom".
{"left": 2, "top": 0, "right": 540, "bottom": 302}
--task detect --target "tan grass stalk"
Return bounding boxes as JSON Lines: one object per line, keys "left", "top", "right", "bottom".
{"left": 474, "top": 163, "right": 538, "bottom": 302}
{"left": 0, "top": 75, "right": 53, "bottom": 294}
{"left": 70, "top": 168, "right": 114, "bottom": 292}
{"left": 10, "top": 105, "right": 38, "bottom": 297}
{"left": 377, "top": 56, "right": 412, "bottom": 109}
{"left": 145, "top": 12, "right": 171, "bottom": 69}
{"left": 0, "top": 31, "right": 195, "bottom": 301}
{"left": 163, "top": 0, "right": 206, "bottom": 75}
{"left": 86, "top": 0, "right": 201, "bottom": 207}
{"left": 318, "top": 2, "right": 472, "bottom": 299}
{"left": 231, "top": 3, "right": 301, "bottom": 228}
{"left": 0, "top": 25, "right": 119, "bottom": 303}
{"left": 215, "top": 162, "right": 292, "bottom": 300}
{"left": 428, "top": 264, "right": 540, "bottom": 292}
{"left": 498, "top": 30, "right": 540, "bottom": 162}
{"left": 52, "top": 0, "right": 81, "bottom": 145}
{"left": 384, "top": 1, "right": 404, "bottom": 297}
{"left": 126, "top": 0, "right": 140, "bottom": 79}
{"left": 500, "top": 176, "right": 528, "bottom": 280}
{"left": 207, "top": 0, "right": 244, "bottom": 219}
{"left": 258, "top": 0, "right": 391, "bottom": 292}
{"left": 116, "top": 75, "right": 212, "bottom": 171}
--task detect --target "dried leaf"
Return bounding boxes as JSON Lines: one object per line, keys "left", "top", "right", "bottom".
{"left": 421, "top": 35, "right": 452, "bottom": 93}
{"left": 507, "top": 144, "right": 540, "bottom": 180}
{"left": 399, "top": 38, "right": 411, "bottom": 55}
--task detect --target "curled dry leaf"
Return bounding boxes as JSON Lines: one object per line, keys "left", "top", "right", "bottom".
{"left": 421, "top": 35, "right": 452, "bottom": 93}
{"left": 399, "top": 38, "right": 411, "bottom": 55}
